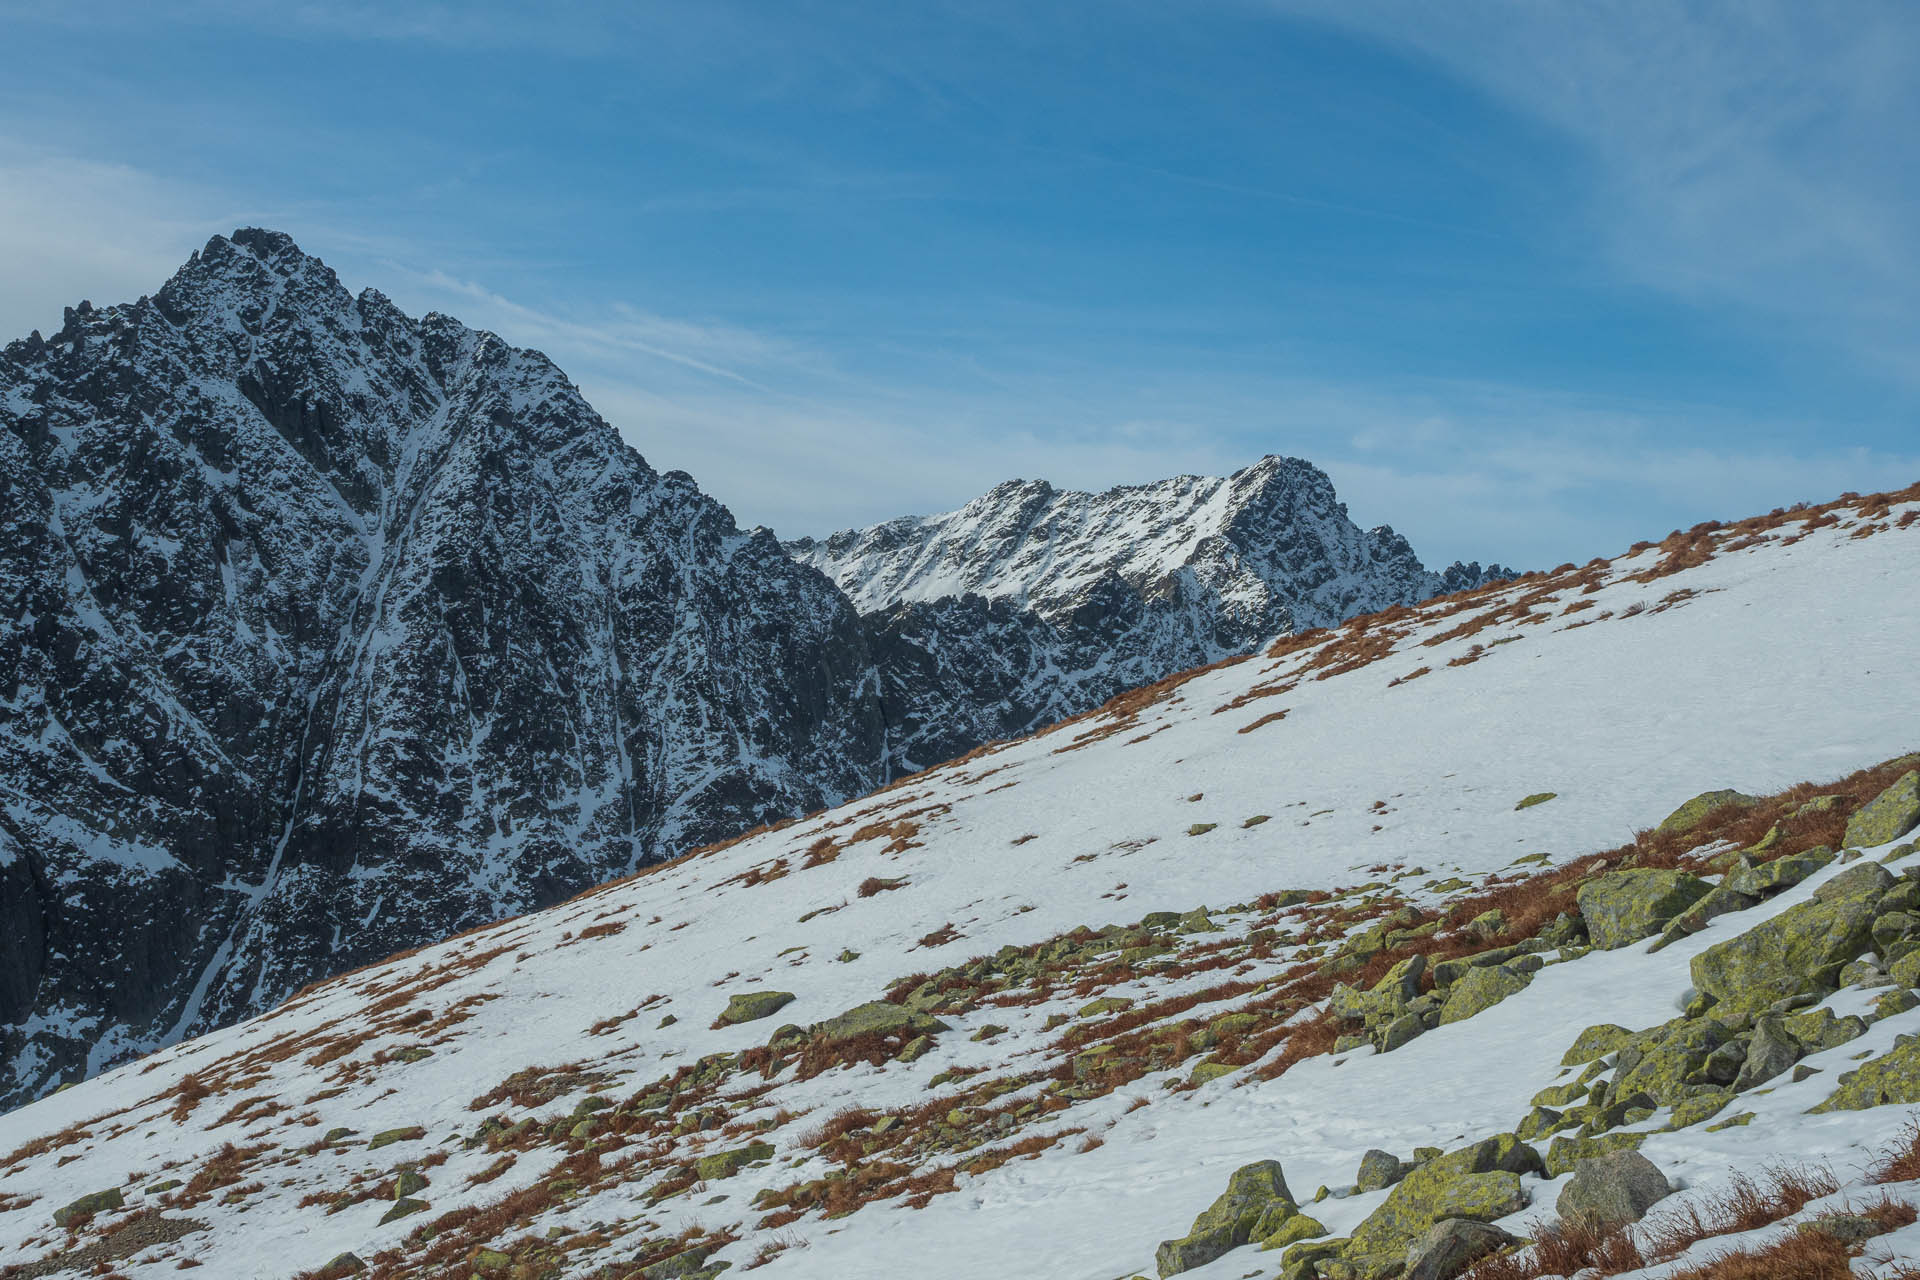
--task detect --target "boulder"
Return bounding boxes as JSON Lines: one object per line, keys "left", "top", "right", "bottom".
{"left": 1356, "top": 1149, "right": 1410, "bottom": 1193}
{"left": 1659, "top": 790, "right": 1758, "bottom": 834}
{"left": 1845, "top": 771, "right": 1920, "bottom": 850}
{"left": 640, "top": 1243, "right": 729, "bottom": 1280}
{"left": 1726, "top": 847, "right": 1836, "bottom": 898}
{"left": 695, "top": 1140, "right": 774, "bottom": 1181}
{"left": 366, "top": 1126, "right": 425, "bottom": 1151}
{"left": 1555, "top": 1150, "right": 1671, "bottom": 1228}
{"left": 1438, "top": 964, "right": 1533, "bottom": 1025}
{"left": 1560, "top": 1024, "right": 1632, "bottom": 1067}
{"left": 320, "top": 1255, "right": 366, "bottom": 1277}
{"left": 717, "top": 990, "right": 796, "bottom": 1025}
{"left": 1691, "top": 867, "right": 1888, "bottom": 1014}
{"left": 810, "top": 1000, "right": 945, "bottom": 1041}
{"left": 1403, "top": 1219, "right": 1518, "bottom": 1280}
{"left": 52, "top": 1187, "right": 123, "bottom": 1228}
{"left": 1578, "top": 869, "right": 1713, "bottom": 950}
{"left": 379, "top": 1197, "right": 429, "bottom": 1224}
{"left": 1155, "top": 1160, "right": 1297, "bottom": 1277}
{"left": 1782, "top": 1006, "right": 1868, "bottom": 1053}
{"left": 1342, "top": 1138, "right": 1538, "bottom": 1274}
{"left": 1731, "top": 1016, "right": 1802, "bottom": 1091}
{"left": 1260, "top": 1212, "right": 1329, "bottom": 1251}
{"left": 1808, "top": 1034, "right": 1920, "bottom": 1112}
{"left": 1545, "top": 1132, "right": 1645, "bottom": 1178}
{"left": 1613, "top": 1019, "right": 1738, "bottom": 1104}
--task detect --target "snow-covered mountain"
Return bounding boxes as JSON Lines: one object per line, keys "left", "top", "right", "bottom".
{"left": 795, "top": 461, "right": 1514, "bottom": 769}
{"left": 2, "top": 482, "right": 1917, "bottom": 1280}
{"left": 0, "top": 233, "right": 1513, "bottom": 1113}
{"left": 0, "top": 231, "right": 891, "bottom": 1110}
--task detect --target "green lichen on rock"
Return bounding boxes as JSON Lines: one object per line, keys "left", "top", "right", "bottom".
{"left": 1807, "top": 1034, "right": 1920, "bottom": 1112}
{"left": 1782, "top": 1006, "right": 1868, "bottom": 1053}
{"left": 1438, "top": 963, "right": 1533, "bottom": 1025}
{"left": 1561, "top": 1024, "right": 1633, "bottom": 1067}
{"left": 1155, "top": 1160, "right": 1297, "bottom": 1277}
{"left": 1188, "top": 1061, "right": 1236, "bottom": 1086}
{"left": 639, "top": 1243, "right": 728, "bottom": 1280}
{"left": 810, "top": 999, "right": 945, "bottom": 1042}
{"left": 1844, "top": 771, "right": 1920, "bottom": 850}
{"left": 1690, "top": 863, "right": 1891, "bottom": 1015}
{"left": 718, "top": 990, "right": 796, "bottom": 1026}
{"left": 391, "top": 1169, "right": 428, "bottom": 1198}
{"left": 1259, "top": 1212, "right": 1328, "bottom": 1251}
{"left": 696, "top": 1140, "right": 774, "bottom": 1182}
{"left": 1658, "top": 790, "right": 1758, "bottom": 835}
{"left": 380, "top": 1197, "right": 429, "bottom": 1224}
{"left": 1666, "top": 1088, "right": 1733, "bottom": 1130}
{"left": 1577, "top": 869, "right": 1713, "bottom": 950}
{"left": 1341, "top": 1137, "right": 1540, "bottom": 1276}
{"left": 1725, "top": 847, "right": 1836, "bottom": 898}
{"left": 52, "top": 1187, "right": 123, "bottom": 1227}
{"left": 1612, "top": 1017, "right": 1739, "bottom": 1105}
{"left": 1545, "top": 1132, "right": 1645, "bottom": 1178}
{"left": 366, "top": 1126, "right": 425, "bottom": 1151}
{"left": 1515, "top": 792, "right": 1557, "bottom": 810}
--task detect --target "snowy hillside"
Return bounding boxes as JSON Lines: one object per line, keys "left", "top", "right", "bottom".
{"left": 792, "top": 457, "right": 1513, "bottom": 770}
{"left": 3, "top": 484, "right": 1919, "bottom": 1280}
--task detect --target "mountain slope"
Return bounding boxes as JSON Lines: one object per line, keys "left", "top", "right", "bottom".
{"left": 793, "top": 459, "right": 1512, "bottom": 770}
{"left": 2, "top": 484, "right": 1915, "bottom": 1280}
{"left": 0, "top": 230, "right": 889, "bottom": 1109}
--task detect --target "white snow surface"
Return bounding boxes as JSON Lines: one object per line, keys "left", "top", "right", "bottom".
{"left": 3, "top": 495, "right": 1920, "bottom": 1277}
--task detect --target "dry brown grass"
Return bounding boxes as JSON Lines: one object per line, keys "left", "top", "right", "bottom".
{"left": 1872, "top": 1120, "right": 1920, "bottom": 1185}
{"left": 857, "top": 876, "right": 906, "bottom": 898}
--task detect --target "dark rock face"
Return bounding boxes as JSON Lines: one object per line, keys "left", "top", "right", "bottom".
{"left": 0, "top": 230, "right": 887, "bottom": 1107}
{"left": 794, "top": 458, "right": 1515, "bottom": 772}
{"left": 0, "top": 231, "right": 1514, "bottom": 1109}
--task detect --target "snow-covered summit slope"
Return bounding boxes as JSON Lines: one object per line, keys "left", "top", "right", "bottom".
{"left": 793, "top": 457, "right": 1514, "bottom": 772}
{"left": 3, "top": 485, "right": 1918, "bottom": 1279}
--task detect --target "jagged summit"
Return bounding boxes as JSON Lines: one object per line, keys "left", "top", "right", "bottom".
{"left": 0, "top": 229, "right": 889, "bottom": 1109}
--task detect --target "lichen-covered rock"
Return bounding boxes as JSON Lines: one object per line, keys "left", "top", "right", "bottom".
{"left": 366, "top": 1126, "right": 425, "bottom": 1151}
{"left": 1438, "top": 963, "right": 1533, "bottom": 1025}
{"left": 639, "top": 1242, "right": 728, "bottom": 1279}
{"left": 1342, "top": 1138, "right": 1539, "bottom": 1275}
{"left": 696, "top": 1141, "right": 774, "bottom": 1182}
{"left": 1726, "top": 847, "right": 1836, "bottom": 898}
{"left": 320, "top": 1255, "right": 366, "bottom": 1277}
{"left": 1545, "top": 1132, "right": 1646, "bottom": 1177}
{"left": 1613, "top": 1018, "right": 1738, "bottom": 1104}
{"left": 391, "top": 1169, "right": 428, "bottom": 1198}
{"left": 718, "top": 990, "right": 795, "bottom": 1026}
{"left": 1515, "top": 792, "right": 1557, "bottom": 810}
{"left": 1155, "top": 1160, "right": 1297, "bottom": 1277}
{"left": 51, "top": 1187, "right": 123, "bottom": 1227}
{"left": 1659, "top": 790, "right": 1758, "bottom": 834}
{"left": 1691, "top": 867, "right": 1889, "bottom": 1014}
{"left": 1666, "top": 1088, "right": 1733, "bottom": 1129}
{"left": 1556, "top": 1150, "right": 1671, "bottom": 1228}
{"left": 1260, "top": 1212, "right": 1329, "bottom": 1251}
{"left": 1731, "top": 1016, "right": 1801, "bottom": 1091}
{"left": 1578, "top": 869, "right": 1713, "bottom": 950}
{"left": 1845, "top": 771, "right": 1920, "bottom": 850}
{"left": 1561, "top": 1024, "right": 1633, "bottom": 1067}
{"left": 380, "top": 1197, "right": 429, "bottom": 1224}
{"left": 1403, "top": 1219, "right": 1518, "bottom": 1280}
{"left": 1356, "top": 1149, "right": 1410, "bottom": 1193}
{"left": 1781, "top": 1006, "right": 1868, "bottom": 1053}
{"left": 810, "top": 999, "right": 945, "bottom": 1042}
{"left": 1807, "top": 1035, "right": 1920, "bottom": 1112}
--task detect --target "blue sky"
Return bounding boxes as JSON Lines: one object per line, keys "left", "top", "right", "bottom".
{"left": 3, "top": 1, "right": 1917, "bottom": 567}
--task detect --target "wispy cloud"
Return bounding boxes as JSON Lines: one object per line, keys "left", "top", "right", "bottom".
{"left": 1269, "top": 0, "right": 1920, "bottom": 385}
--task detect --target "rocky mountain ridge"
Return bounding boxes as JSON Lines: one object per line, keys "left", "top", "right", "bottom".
{"left": 795, "top": 460, "right": 1513, "bottom": 768}
{"left": 0, "top": 231, "right": 1507, "bottom": 1109}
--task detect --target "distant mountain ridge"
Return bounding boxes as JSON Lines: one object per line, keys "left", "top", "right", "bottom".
{"left": 794, "top": 460, "right": 1514, "bottom": 769}
{"left": 0, "top": 230, "right": 1510, "bottom": 1109}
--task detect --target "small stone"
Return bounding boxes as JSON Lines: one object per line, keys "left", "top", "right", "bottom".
{"left": 695, "top": 1140, "right": 774, "bottom": 1182}
{"left": 1800, "top": 1212, "right": 1897, "bottom": 1243}
{"left": 1515, "top": 792, "right": 1557, "bottom": 810}
{"left": 391, "top": 1169, "right": 428, "bottom": 1198}
{"left": 379, "top": 1197, "right": 429, "bottom": 1224}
